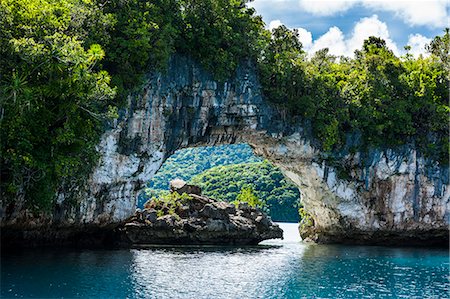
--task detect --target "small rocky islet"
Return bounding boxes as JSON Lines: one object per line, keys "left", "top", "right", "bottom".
{"left": 122, "top": 179, "right": 283, "bottom": 245}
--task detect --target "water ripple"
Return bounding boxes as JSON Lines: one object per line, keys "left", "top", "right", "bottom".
{"left": 1, "top": 223, "right": 449, "bottom": 298}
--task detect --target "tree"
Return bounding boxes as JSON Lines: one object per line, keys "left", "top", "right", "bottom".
{"left": 426, "top": 28, "right": 450, "bottom": 78}
{"left": 177, "top": 0, "right": 265, "bottom": 80}
{"left": 233, "top": 186, "right": 263, "bottom": 208}
{"left": 258, "top": 25, "right": 307, "bottom": 108}
{"left": 102, "top": 0, "right": 181, "bottom": 98}
{"left": 0, "top": 0, "right": 116, "bottom": 211}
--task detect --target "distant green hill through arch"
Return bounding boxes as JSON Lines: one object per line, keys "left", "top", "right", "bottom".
{"left": 138, "top": 144, "right": 301, "bottom": 223}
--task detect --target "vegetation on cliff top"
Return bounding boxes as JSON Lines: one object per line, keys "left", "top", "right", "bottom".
{"left": 1, "top": 0, "right": 448, "bottom": 212}
{"left": 144, "top": 192, "right": 193, "bottom": 219}
{"left": 259, "top": 27, "right": 449, "bottom": 161}
{"left": 0, "top": 0, "right": 117, "bottom": 210}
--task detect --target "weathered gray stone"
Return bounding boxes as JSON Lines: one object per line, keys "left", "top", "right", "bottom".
{"left": 176, "top": 205, "right": 190, "bottom": 218}
{"left": 255, "top": 215, "right": 270, "bottom": 227}
{"left": 154, "top": 215, "right": 176, "bottom": 228}
{"left": 170, "top": 179, "right": 202, "bottom": 196}
{"left": 238, "top": 202, "right": 250, "bottom": 211}
{"left": 215, "top": 201, "right": 236, "bottom": 214}
{"left": 144, "top": 209, "right": 157, "bottom": 222}
{"left": 199, "top": 204, "right": 227, "bottom": 220}
{"left": 123, "top": 190, "right": 283, "bottom": 245}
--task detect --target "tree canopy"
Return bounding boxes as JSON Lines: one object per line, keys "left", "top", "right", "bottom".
{"left": 258, "top": 27, "right": 449, "bottom": 160}
{"left": 0, "top": 0, "right": 116, "bottom": 210}
{"left": 146, "top": 144, "right": 261, "bottom": 191}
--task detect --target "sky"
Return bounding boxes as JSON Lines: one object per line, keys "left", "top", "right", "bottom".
{"left": 248, "top": 0, "right": 449, "bottom": 57}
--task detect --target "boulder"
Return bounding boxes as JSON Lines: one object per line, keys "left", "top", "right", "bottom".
{"left": 154, "top": 215, "right": 177, "bottom": 228}
{"left": 238, "top": 202, "right": 250, "bottom": 211}
{"left": 122, "top": 183, "right": 283, "bottom": 245}
{"left": 170, "top": 179, "right": 202, "bottom": 196}
{"left": 215, "top": 201, "right": 236, "bottom": 214}
{"left": 176, "top": 205, "right": 190, "bottom": 218}
{"left": 199, "top": 204, "right": 228, "bottom": 220}
{"left": 144, "top": 209, "right": 157, "bottom": 222}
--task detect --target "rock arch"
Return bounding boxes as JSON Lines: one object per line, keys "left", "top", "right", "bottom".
{"left": 72, "top": 55, "right": 449, "bottom": 245}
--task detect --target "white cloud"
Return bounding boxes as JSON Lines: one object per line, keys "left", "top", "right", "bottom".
{"left": 268, "top": 20, "right": 283, "bottom": 30}
{"left": 310, "top": 26, "right": 346, "bottom": 56}
{"left": 296, "top": 27, "right": 313, "bottom": 49}
{"left": 298, "top": 0, "right": 355, "bottom": 16}
{"left": 300, "top": 15, "right": 402, "bottom": 57}
{"left": 296, "top": 0, "right": 449, "bottom": 28}
{"left": 268, "top": 20, "right": 313, "bottom": 50}
{"left": 346, "top": 15, "right": 400, "bottom": 56}
{"left": 363, "top": 0, "right": 449, "bottom": 28}
{"left": 407, "top": 34, "right": 431, "bottom": 57}
{"left": 267, "top": 15, "right": 432, "bottom": 58}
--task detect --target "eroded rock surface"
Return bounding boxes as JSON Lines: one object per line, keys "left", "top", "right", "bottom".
{"left": 123, "top": 183, "right": 282, "bottom": 245}
{"left": 170, "top": 179, "right": 202, "bottom": 196}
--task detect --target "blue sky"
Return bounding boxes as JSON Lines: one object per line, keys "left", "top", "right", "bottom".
{"left": 249, "top": 0, "right": 449, "bottom": 57}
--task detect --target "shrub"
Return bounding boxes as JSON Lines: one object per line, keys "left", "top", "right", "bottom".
{"left": 232, "top": 186, "right": 264, "bottom": 208}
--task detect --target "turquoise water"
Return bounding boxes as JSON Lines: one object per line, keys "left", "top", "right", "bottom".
{"left": 1, "top": 223, "right": 449, "bottom": 298}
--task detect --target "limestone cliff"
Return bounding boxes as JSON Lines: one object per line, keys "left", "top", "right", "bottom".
{"left": 251, "top": 138, "right": 449, "bottom": 245}
{"left": 2, "top": 55, "right": 448, "bottom": 246}
{"left": 76, "top": 55, "right": 271, "bottom": 226}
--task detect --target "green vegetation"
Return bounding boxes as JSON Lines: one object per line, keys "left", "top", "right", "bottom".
{"left": 176, "top": 0, "right": 266, "bottom": 80}
{"left": 0, "top": 0, "right": 116, "bottom": 210}
{"left": 147, "top": 144, "right": 261, "bottom": 191}
{"left": 231, "top": 186, "right": 264, "bottom": 209}
{"left": 298, "top": 207, "right": 313, "bottom": 233}
{"left": 101, "top": 0, "right": 181, "bottom": 97}
{"left": 259, "top": 27, "right": 449, "bottom": 160}
{"left": 140, "top": 144, "right": 300, "bottom": 222}
{"left": 1, "top": 0, "right": 447, "bottom": 213}
{"left": 190, "top": 161, "right": 301, "bottom": 222}
{"left": 144, "top": 192, "right": 192, "bottom": 219}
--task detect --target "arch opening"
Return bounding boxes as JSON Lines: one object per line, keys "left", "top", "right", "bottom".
{"left": 137, "top": 143, "right": 302, "bottom": 223}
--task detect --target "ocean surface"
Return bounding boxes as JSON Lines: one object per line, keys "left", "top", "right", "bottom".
{"left": 1, "top": 223, "right": 449, "bottom": 298}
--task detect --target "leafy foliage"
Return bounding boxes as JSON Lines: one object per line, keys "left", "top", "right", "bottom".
{"left": 231, "top": 186, "right": 264, "bottom": 208}
{"left": 144, "top": 191, "right": 192, "bottom": 218}
{"left": 101, "top": 0, "right": 181, "bottom": 98}
{"left": 426, "top": 28, "right": 450, "bottom": 77}
{"left": 298, "top": 207, "right": 313, "bottom": 232}
{"left": 176, "top": 0, "right": 266, "bottom": 80}
{"left": 258, "top": 28, "right": 449, "bottom": 160}
{"left": 0, "top": 0, "right": 116, "bottom": 210}
{"left": 189, "top": 161, "right": 301, "bottom": 222}
{"left": 147, "top": 144, "right": 261, "bottom": 191}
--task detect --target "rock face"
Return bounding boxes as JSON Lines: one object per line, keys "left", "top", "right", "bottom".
{"left": 71, "top": 55, "right": 270, "bottom": 226}
{"left": 123, "top": 183, "right": 282, "bottom": 245}
{"left": 170, "top": 179, "right": 202, "bottom": 196}
{"left": 251, "top": 138, "right": 449, "bottom": 246}
{"left": 1, "top": 54, "right": 448, "bottom": 247}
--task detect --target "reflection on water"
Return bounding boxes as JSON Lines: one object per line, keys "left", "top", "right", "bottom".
{"left": 1, "top": 223, "right": 449, "bottom": 298}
